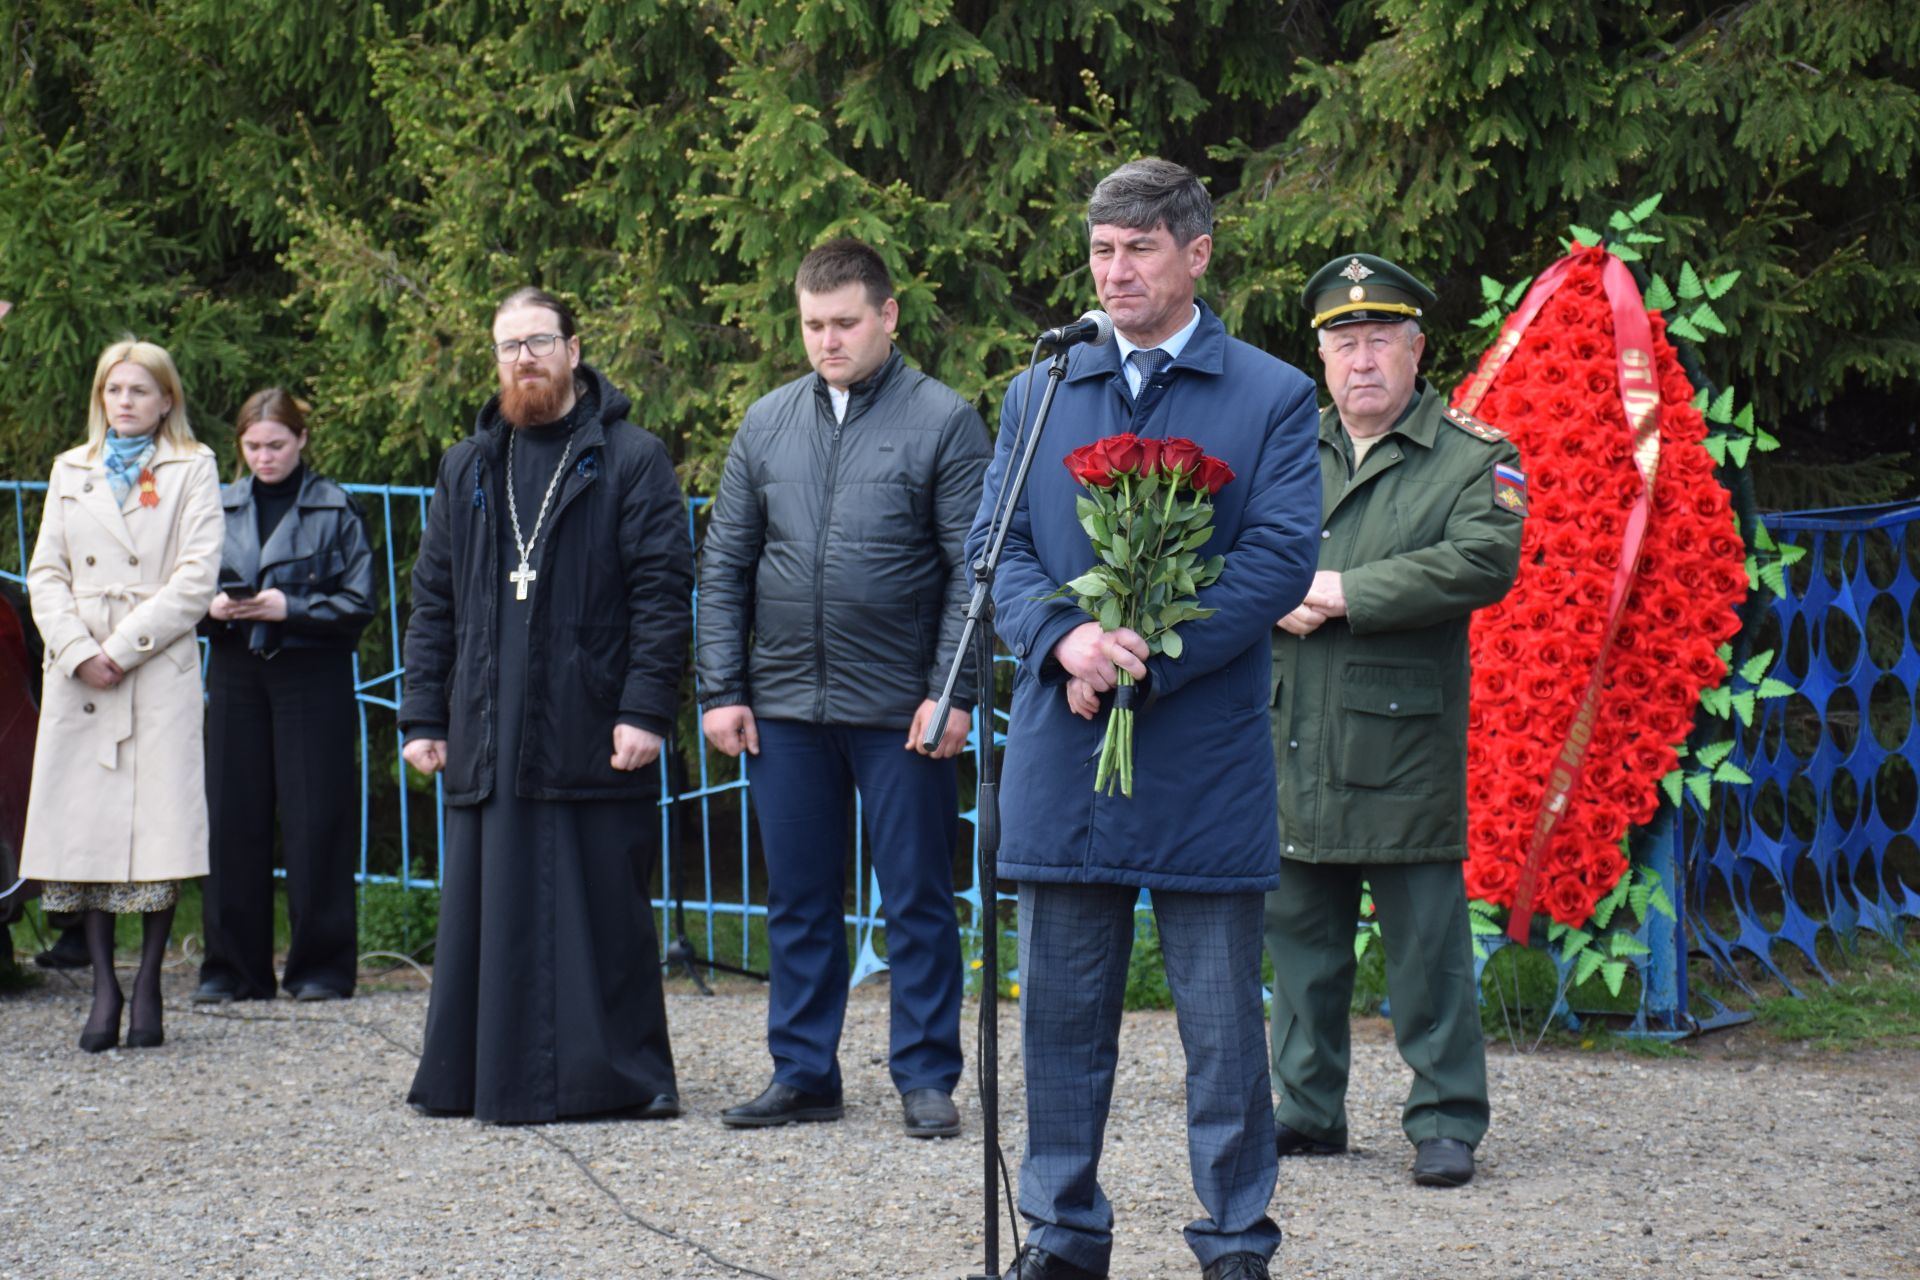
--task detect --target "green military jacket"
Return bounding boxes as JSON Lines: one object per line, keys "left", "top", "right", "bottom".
{"left": 1271, "top": 382, "right": 1524, "bottom": 864}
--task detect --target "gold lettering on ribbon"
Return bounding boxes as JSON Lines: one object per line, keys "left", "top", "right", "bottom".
{"left": 1458, "top": 327, "right": 1525, "bottom": 414}
{"left": 1621, "top": 349, "right": 1662, "bottom": 498}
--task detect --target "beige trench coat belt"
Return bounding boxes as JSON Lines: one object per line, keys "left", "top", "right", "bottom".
{"left": 71, "top": 581, "right": 162, "bottom": 768}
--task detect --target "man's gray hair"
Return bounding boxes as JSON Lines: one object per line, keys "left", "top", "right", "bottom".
{"left": 1086, "top": 158, "right": 1213, "bottom": 246}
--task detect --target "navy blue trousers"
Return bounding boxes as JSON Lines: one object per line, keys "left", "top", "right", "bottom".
{"left": 748, "top": 719, "right": 964, "bottom": 1096}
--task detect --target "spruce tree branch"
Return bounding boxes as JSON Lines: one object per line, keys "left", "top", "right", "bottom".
{"left": 1651, "top": 1, "right": 1760, "bottom": 65}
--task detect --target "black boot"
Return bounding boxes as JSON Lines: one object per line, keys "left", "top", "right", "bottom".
{"left": 126, "top": 904, "right": 174, "bottom": 1049}
{"left": 78, "top": 911, "right": 123, "bottom": 1053}
{"left": 34, "top": 923, "right": 91, "bottom": 971}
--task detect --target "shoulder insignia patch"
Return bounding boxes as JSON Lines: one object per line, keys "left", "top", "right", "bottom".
{"left": 1492, "top": 461, "right": 1528, "bottom": 517}
{"left": 1443, "top": 404, "right": 1508, "bottom": 442}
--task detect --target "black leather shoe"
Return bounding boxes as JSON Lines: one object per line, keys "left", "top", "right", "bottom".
{"left": 1274, "top": 1121, "right": 1345, "bottom": 1157}
{"left": 1202, "top": 1253, "right": 1273, "bottom": 1280}
{"left": 289, "top": 984, "right": 347, "bottom": 1002}
{"left": 1412, "top": 1137, "right": 1475, "bottom": 1187}
{"left": 720, "top": 1081, "right": 843, "bottom": 1128}
{"left": 409, "top": 1100, "right": 470, "bottom": 1118}
{"left": 901, "top": 1088, "right": 960, "bottom": 1138}
{"left": 1002, "top": 1245, "right": 1105, "bottom": 1280}
{"left": 34, "top": 930, "right": 90, "bottom": 971}
{"left": 191, "top": 981, "right": 237, "bottom": 1005}
{"left": 634, "top": 1093, "right": 682, "bottom": 1120}
{"left": 78, "top": 1026, "right": 119, "bottom": 1053}
{"left": 79, "top": 994, "right": 123, "bottom": 1053}
{"left": 125, "top": 1024, "right": 164, "bottom": 1049}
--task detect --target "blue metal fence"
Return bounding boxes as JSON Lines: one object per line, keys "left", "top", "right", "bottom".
{"left": 11, "top": 473, "right": 1915, "bottom": 1011}
{"left": 0, "top": 479, "right": 1006, "bottom": 985}
{"left": 1683, "top": 501, "right": 1920, "bottom": 990}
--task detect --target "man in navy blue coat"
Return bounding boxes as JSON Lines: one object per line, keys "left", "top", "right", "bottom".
{"left": 970, "top": 160, "right": 1321, "bottom": 1280}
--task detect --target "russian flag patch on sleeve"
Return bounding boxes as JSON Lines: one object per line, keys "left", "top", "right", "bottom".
{"left": 1493, "top": 462, "right": 1528, "bottom": 516}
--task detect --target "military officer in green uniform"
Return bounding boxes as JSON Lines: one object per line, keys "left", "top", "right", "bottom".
{"left": 1264, "top": 254, "right": 1526, "bottom": 1188}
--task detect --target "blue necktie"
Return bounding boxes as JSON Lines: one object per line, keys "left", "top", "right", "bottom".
{"left": 1130, "top": 347, "right": 1170, "bottom": 397}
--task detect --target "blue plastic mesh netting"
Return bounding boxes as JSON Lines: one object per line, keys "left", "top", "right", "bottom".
{"left": 1685, "top": 502, "right": 1920, "bottom": 990}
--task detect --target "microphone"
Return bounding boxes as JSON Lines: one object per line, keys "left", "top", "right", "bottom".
{"left": 1036, "top": 310, "right": 1113, "bottom": 351}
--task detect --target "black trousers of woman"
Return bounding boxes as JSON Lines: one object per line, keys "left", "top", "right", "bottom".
{"left": 201, "top": 646, "right": 360, "bottom": 999}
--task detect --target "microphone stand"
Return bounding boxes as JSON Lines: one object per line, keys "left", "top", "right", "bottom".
{"left": 924, "top": 343, "right": 1076, "bottom": 1280}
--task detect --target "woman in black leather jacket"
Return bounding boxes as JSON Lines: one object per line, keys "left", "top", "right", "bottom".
{"left": 194, "top": 389, "right": 376, "bottom": 1003}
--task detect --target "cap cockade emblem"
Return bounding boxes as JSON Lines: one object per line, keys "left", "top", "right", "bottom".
{"left": 1338, "top": 258, "right": 1374, "bottom": 283}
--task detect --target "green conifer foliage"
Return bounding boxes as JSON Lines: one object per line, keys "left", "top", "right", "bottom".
{"left": 1, "top": 0, "right": 1914, "bottom": 495}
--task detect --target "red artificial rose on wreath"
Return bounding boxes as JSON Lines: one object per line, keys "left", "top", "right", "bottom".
{"left": 1455, "top": 247, "right": 1749, "bottom": 932}
{"left": 1543, "top": 875, "right": 1596, "bottom": 928}
{"left": 1467, "top": 855, "right": 1522, "bottom": 902}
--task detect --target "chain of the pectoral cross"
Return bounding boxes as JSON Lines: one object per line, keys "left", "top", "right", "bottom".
{"left": 506, "top": 426, "right": 575, "bottom": 575}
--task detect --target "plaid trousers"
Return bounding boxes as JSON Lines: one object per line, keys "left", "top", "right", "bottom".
{"left": 1015, "top": 880, "right": 1282, "bottom": 1272}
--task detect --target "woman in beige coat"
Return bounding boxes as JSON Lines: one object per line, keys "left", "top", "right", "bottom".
{"left": 19, "top": 338, "right": 223, "bottom": 1051}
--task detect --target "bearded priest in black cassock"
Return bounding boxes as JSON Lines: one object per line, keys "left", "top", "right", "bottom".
{"left": 399, "top": 287, "right": 692, "bottom": 1123}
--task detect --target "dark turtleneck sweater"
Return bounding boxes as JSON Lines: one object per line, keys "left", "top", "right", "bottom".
{"left": 253, "top": 463, "right": 305, "bottom": 547}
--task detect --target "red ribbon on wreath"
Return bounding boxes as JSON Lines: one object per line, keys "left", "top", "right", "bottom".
{"left": 1458, "top": 249, "right": 1662, "bottom": 943}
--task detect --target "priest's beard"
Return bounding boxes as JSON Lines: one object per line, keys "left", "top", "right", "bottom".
{"left": 500, "top": 368, "right": 576, "bottom": 428}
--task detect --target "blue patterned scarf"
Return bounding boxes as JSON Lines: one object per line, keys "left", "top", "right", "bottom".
{"left": 102, "top": 430, "right": 157, "bottom": 505}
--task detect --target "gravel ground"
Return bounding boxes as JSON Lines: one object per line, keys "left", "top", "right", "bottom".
{"left": 4, "top": 963, "right": 1916, "bottom": 1280}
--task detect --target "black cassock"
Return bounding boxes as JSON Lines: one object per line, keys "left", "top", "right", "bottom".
{"left": 408, "top": 419, "right": 676, "bottom": 1123}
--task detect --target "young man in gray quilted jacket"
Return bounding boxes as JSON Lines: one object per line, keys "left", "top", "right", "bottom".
{"left": 697, "top": 238, "right": 992, "bottom": 1139}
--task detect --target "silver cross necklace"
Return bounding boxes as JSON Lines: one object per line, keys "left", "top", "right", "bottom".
{"left": 505, "top": 426, "right": 574, "bottom": 601}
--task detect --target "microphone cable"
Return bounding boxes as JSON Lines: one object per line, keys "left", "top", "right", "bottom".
{"left": 185, "top": 1000, "right": 787, "bottom": 1280}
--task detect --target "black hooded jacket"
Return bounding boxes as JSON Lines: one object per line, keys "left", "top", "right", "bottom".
{"left": 397, "top": 365, "right": 692, "bottom": 804}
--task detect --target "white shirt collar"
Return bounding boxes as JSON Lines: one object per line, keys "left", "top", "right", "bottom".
{"left": 827, "top": 383, "right": 850, "bottom": 423}
{"left": 1115, "top": 304, "right": 1203, "bottom": 396}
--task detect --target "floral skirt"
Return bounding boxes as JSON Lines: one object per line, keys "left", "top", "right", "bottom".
{"left": 38, "top": 880, "right": 180, "bottom": 914}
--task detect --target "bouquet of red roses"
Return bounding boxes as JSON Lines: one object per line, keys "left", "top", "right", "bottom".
{"left": 1053, "top": 433, "right": 1236, "bottom": 796}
